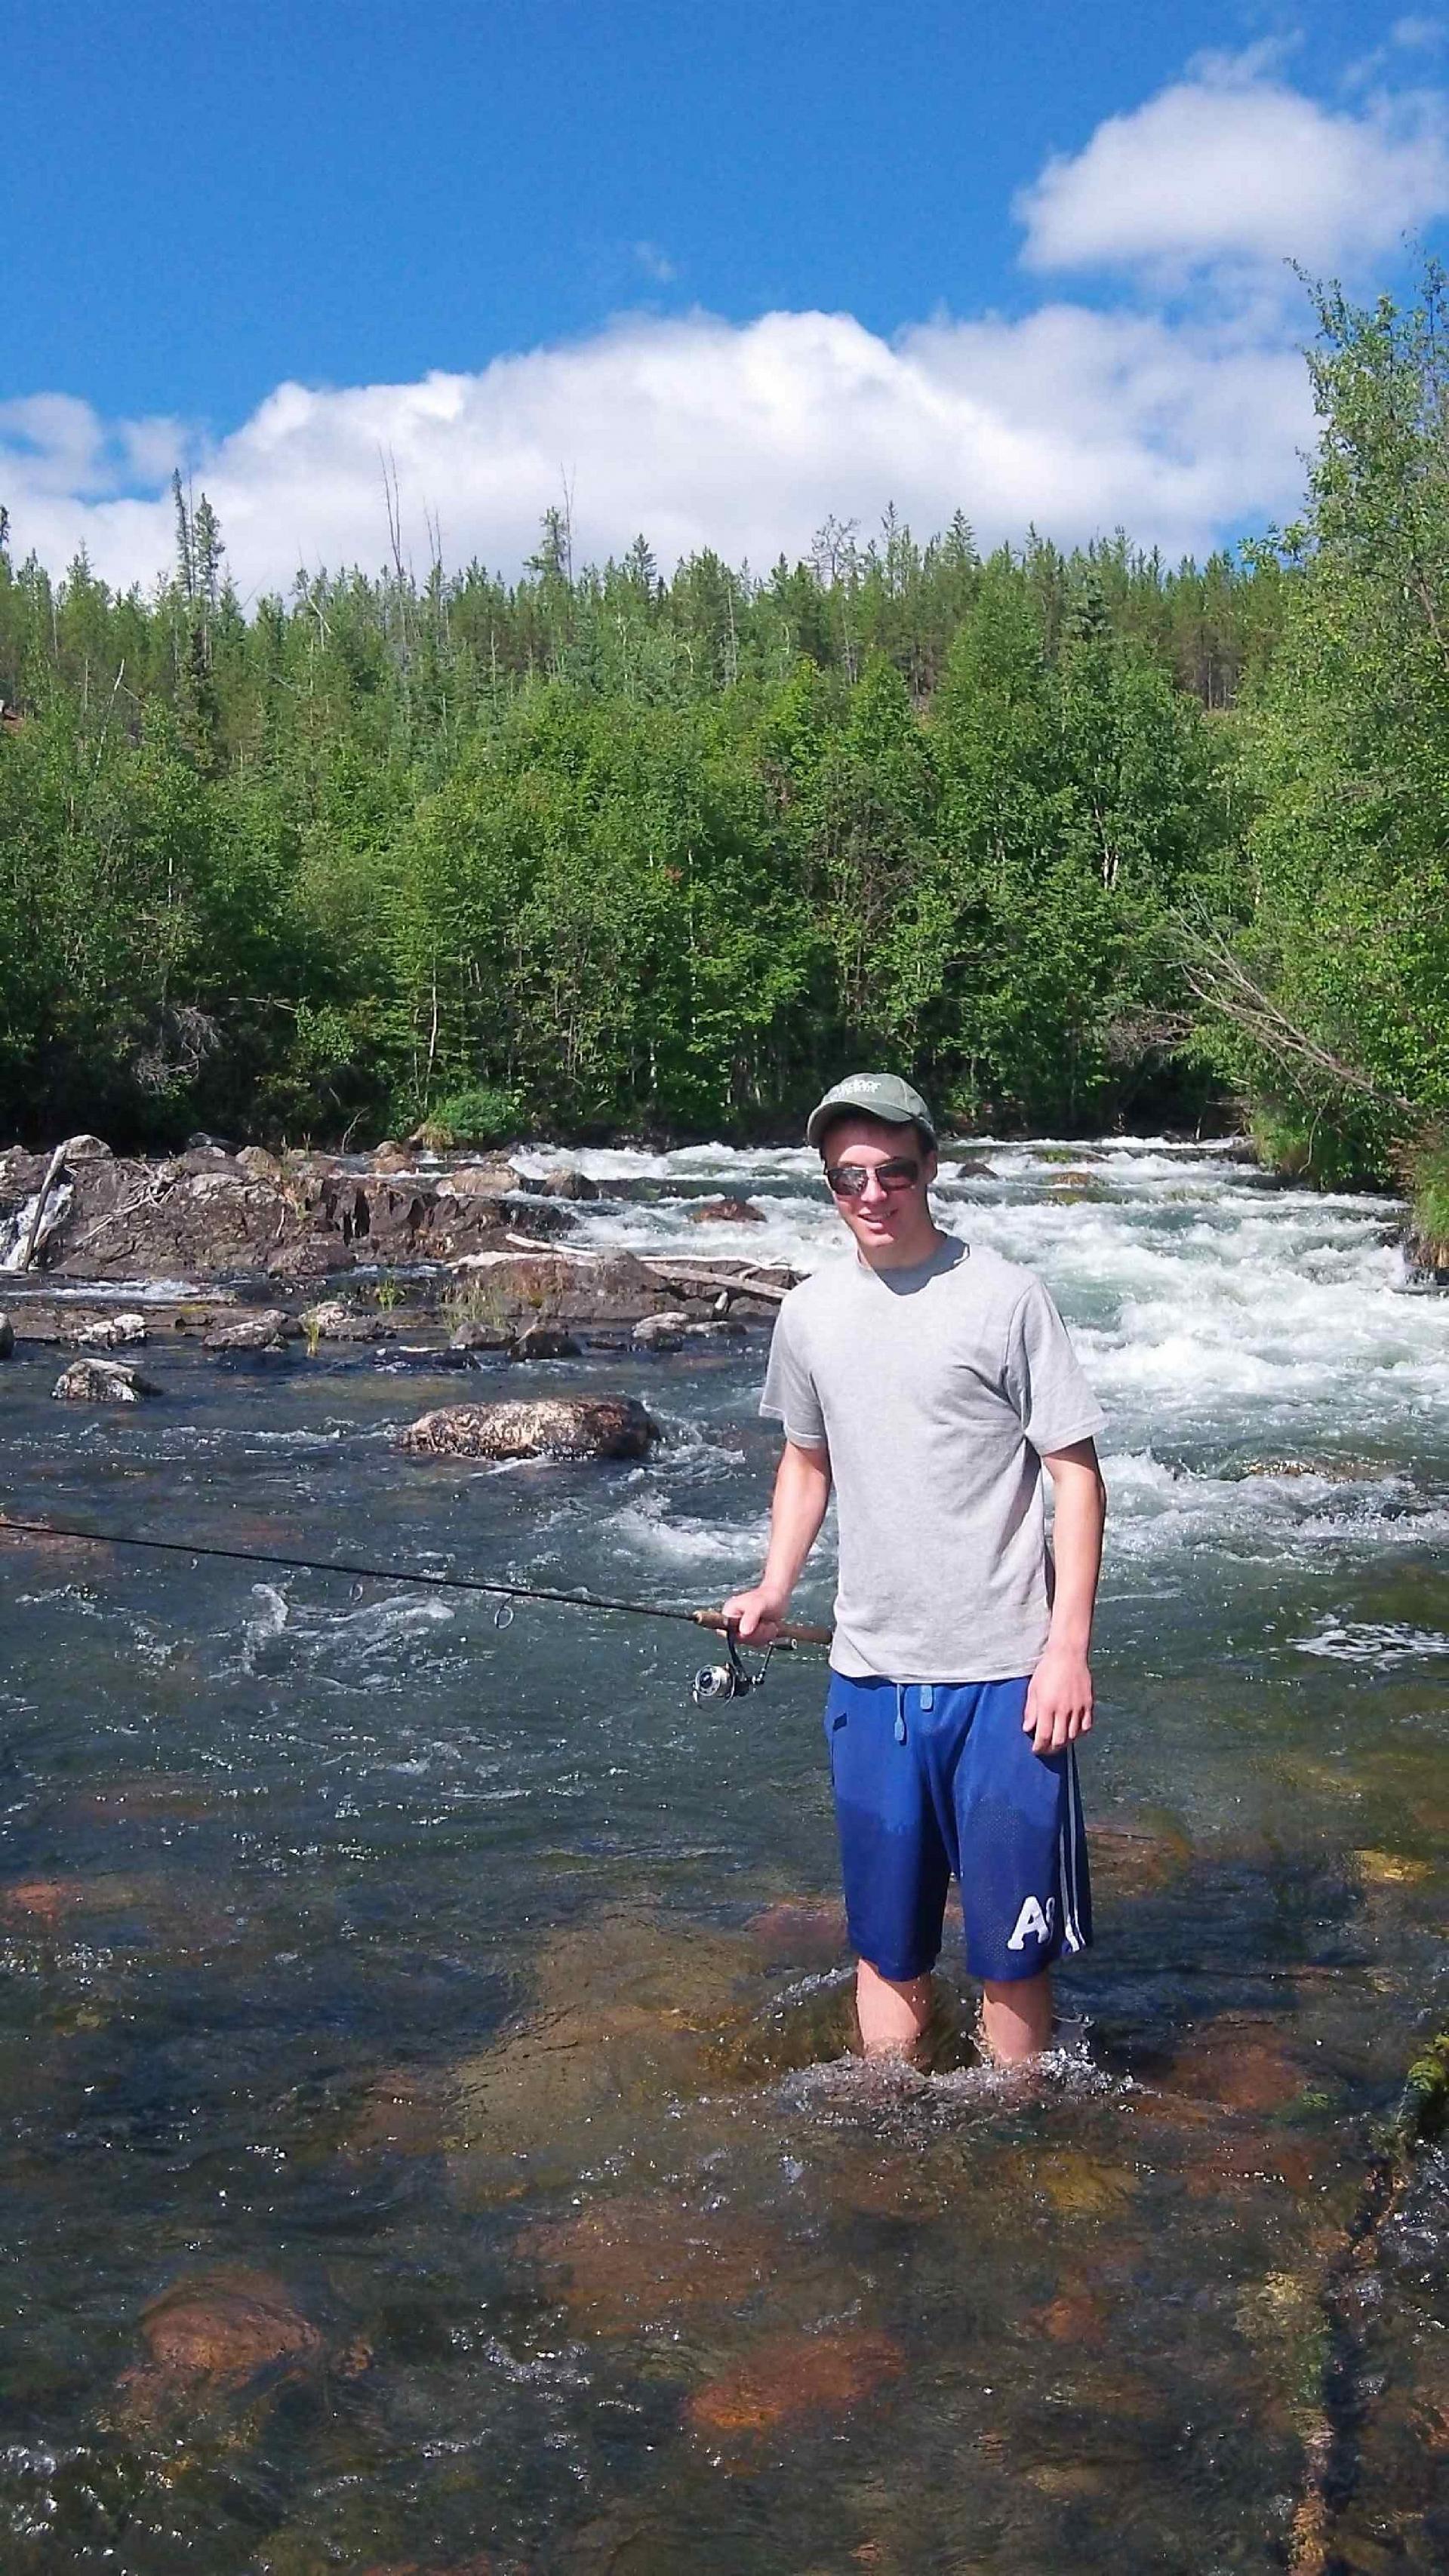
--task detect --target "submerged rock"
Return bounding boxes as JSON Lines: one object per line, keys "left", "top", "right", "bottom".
{"left": 51, "top": 1355, "right": 158, "bottom": 1402}
{"left": 400, "top": 1396, "right": 659, "bottom": 1460}
{"left": 446, "top": 1910, "right": 757, "bottom": 2177}
{"left": 112, "top": 2267, "right": 350, "bottom": 2431}
{"left": 523, "top": 2193, "right": 777, "bottom": 2335}
{"left": 687, "top": 2325, "right": 903, "bottom": 2442}
{"left": 1159, "top": 2014, "right": 1312, "bottom": 2115}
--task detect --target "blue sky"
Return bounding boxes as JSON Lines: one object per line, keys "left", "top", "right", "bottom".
{"left": 4, "top": 2, "right": 1447, "bottom": 590}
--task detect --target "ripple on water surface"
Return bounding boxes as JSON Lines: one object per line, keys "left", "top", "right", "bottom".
{"left": 0, "top": 1137, "right": 1444, "bottom": 2572}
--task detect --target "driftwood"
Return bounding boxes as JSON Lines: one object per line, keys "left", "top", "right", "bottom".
{"left": 14, "top": 1139, "right": 72, "bottom": 1272}
{"left": 638, "top": 1259, "right": 795, "bottom": 1308}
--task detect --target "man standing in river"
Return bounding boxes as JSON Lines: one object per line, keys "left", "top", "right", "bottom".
{"left": 722, "top": 1073, "right": 1107, "bottom": 2067}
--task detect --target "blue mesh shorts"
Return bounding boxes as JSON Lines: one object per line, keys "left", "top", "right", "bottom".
{"left": 823, "top": 1671, "right": 1091, "bottom": 1984}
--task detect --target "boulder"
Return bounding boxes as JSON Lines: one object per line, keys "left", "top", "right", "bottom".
{"left": 447, "top": 1250, "right": 660, "bottom": 1324}
{"left": 235, "top": 1145, "right": 284, "bottom": 1183}
{"left": 203, "top": 1308, "right": 300, "bottom": 1353}
{"left": 185, "top": 1132, "right": 234, "bottom": 1154}
{"left": 519, "top": 1165, "right": 600, "bottom": 1202}
{"left": 508, "top": 1323, "right": 583, "bottom": 1361}
{"left": 448, "top": 1319, "right": 513, "bottom": 1353}
{"left": 266, "top": 1237, "right": 352, "bottom": 1280}
{"left": 371, "top": 1140, "right": 415, "bottom": 1174}
{"left": 69, "top": 1311, "right": 147, "bottom": 1349}
{"left": 52, "top": 1357, "right": 158, "bottom": 1402}
{"left": 685, "top": 1316, "right": 748, "bottom": 1341}
{"left": 0, "top": 1313, "right": 12, "bottom": 1360}
{"left": 688, "top": 1196, "right": 768, "bottom": 1224}
{"left": 399, "top": 1396, "right": 660, "bottom": 1461}
{"left": 634, "top": 1311, "right": 688, "bottom": 1351}
{"left": 300, "top": 1298, "right": 375, "bottom": 1342}
{"left": 61, "top": 1133, "right": 113, "bottom": 1161}
{"left": 440, "top": 1161, "right": 517, "bottom": 1197}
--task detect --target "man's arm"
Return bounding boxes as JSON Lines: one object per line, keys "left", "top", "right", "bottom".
{"left": 721, "top": 1438, "right": 832, "bottom": 1644}
{"left": 1024, "top": 1438, "right": 1106, "bottom": 1756}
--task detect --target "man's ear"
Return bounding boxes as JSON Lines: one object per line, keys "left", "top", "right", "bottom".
{"left": 922, "top": 1148, "right": 939, "bottom": 1188}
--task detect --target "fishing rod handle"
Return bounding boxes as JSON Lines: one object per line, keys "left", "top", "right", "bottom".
{"left": 692, "top": 1610, "right": 832, "bottom": 1649}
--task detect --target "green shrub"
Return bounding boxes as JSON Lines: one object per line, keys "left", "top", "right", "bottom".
{"left": 417, "top": 1085, "right": 521, "bottom": 1149}
{"left": 1249, "top": 1102, "right": 1376, "bottom": 1190}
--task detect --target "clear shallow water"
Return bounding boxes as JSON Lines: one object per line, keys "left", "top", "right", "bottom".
{"left": 1, "top": 1139, "right": 1445, "bottom": 2573}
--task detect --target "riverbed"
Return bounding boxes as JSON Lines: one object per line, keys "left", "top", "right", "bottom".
{"left": 2, "top": 1137, "right": 1445, "bottom": 2572}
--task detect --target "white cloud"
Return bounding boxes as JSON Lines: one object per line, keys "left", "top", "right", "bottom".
{"left": 1017, "top": 50, "right": 1449, "bottom": 278}
{"left": 632, "top": 240, "right": 678, "bottom": 284}
{"left": 0, "top": 303, "right": 1315, "bottom": 597}
{"left": 5, "top": 53, "right": 1443, "bottom": 597}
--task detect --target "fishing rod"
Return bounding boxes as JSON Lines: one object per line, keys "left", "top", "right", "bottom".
{"left": 0, "top": 1512, "right": 829, "bottom": 1705}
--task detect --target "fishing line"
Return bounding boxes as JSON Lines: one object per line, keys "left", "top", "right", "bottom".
{"left": 0, "top": 1511, "right": 830, "bottom": 1680}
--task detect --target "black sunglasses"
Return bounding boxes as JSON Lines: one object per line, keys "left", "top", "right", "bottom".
{"left": 824, "top": 1156, "right": 921, "bottom": 1200}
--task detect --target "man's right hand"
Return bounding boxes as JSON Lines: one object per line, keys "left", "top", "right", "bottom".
{"left": 720, "top": 1583, "right": 790, "bottom": 1644}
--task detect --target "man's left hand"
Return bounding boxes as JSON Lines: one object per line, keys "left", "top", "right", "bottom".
{"left": 1023, "top": 1646, "right": 1094, "bottom": 1756}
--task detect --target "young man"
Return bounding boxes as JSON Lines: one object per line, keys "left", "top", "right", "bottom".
{"left": 722, "top": 1072, "right": 1107, "bottom": 2067}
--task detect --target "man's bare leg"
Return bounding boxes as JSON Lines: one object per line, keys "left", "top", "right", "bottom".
{"left": 856, "top": 1958, "right": 933, "bottom": 2059}
{"left": 982, "top": 1972, "right": 1054, "bottom": 2064}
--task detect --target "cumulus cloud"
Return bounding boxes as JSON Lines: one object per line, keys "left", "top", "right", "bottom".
{"left": 0, "top": 304, "right": 1314, "bottom": 597}
{"left": 1017, "top": 48, "right": 1449, "bottom": 278}
{"left": 2, "top": 52, "right": 1443, "bottom": 595}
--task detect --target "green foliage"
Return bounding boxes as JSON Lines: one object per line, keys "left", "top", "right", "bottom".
{"left": 422, "top": 1084, "right": 524, "bottom": 1148}
{"left": 0, "top": 493, "right": 1287, "bottom": 1145}
{"left": 1192, "top": 269, "right": 1449, "bottom": 1183}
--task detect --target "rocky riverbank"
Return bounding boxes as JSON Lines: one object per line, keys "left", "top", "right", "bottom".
{"left": 0, "top": 1133, "right": 798, "bottom": 1339}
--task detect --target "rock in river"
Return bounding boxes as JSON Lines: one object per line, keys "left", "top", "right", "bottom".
{"left": 688, "top": 1196, "right": 767, "bottom": 1224}
{"left": 68, "top": 1309, "right": 147, "bottom": 1348}
{"left": 203, "top": 1308, "right": 302, "bottom": 1352}
{"left": 507, "top": 1322, "right": 583, "bottom": 1361}
{"left": 112, "top": 2265, "right": 345, "bottom": 2431}
{"left": 0, "top": 1312, "right": 13, "bottom": 1360}
{"left": 400, "top": 1396, "right": 659, "bottom": 1460}
{"left": 52, "top": 1356, "right": 158, "bottom": 1402}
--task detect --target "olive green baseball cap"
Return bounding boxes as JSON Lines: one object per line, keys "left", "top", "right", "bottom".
{"left": 805, "top": 1072, "right": 936, "bottom": 1151}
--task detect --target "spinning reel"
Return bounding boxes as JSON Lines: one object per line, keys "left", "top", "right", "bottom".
{"left": 691, "top": 1625, "right": 781, "bottom": 1706}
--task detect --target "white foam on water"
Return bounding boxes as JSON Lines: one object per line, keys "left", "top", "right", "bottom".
{"left": 1292, "top": 1619, "right": 1449, "bottom": 1667}
{"left": 559, "top": 1139, "right": 1449, "bottom": 1470}
{"left": 599, "top": 1492, "right": 773, "bottom": 1572}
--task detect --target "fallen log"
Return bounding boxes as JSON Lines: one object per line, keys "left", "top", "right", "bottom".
{"left": 638, "top": 1259, "right": 796, "bottom": 1308}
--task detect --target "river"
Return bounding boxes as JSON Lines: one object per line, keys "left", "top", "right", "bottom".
{"left": 1, "top": 1136, "right": 1445, "bottom": 2572}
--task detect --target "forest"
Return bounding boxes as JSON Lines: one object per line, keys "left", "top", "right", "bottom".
{"left": 2, "top": 279, "right": 1446, "bottom": 1250}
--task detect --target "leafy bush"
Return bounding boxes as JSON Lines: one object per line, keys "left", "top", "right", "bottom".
{"left": 417, "top": 1085, "right": 521, "bottom": 1148}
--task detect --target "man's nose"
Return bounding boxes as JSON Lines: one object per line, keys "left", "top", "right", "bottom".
{"left": 859, "top": 1169, "right": 889, "bottom": 1200}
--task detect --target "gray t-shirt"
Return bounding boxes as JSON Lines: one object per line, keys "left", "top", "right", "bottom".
{"left": 760, "top": 1234, "right": 1106, "bottom": 1683}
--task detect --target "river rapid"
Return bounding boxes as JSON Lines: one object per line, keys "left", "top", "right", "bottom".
{"left": 1, "top": 1136, "right": 1445, "bottom": 2573}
